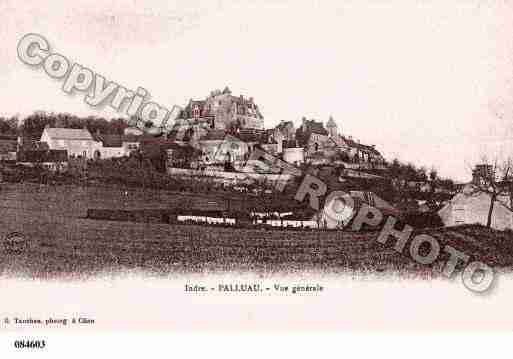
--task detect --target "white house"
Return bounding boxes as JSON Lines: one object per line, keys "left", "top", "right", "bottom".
{"left": 40, "top": 126, "right": 139, "bottom": 160}
{"left": 438, "top": 185, "right": 513, "bottom": 230}
{"left": 40, "top": 127, "right": 102, "bottom": 159}
{"left": 93, "top": 133, "right": 142, "bottom": 159}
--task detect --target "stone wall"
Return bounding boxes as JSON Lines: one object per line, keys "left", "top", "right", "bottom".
{"left": 167, "top": 167, "right": 295, "bottom": 185}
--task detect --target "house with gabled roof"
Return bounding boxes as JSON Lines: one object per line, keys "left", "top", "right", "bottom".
{"left": 438, "top": 184, "right": 513, "bottom": 230}
{"left": 40, "top": 126, "right": 142, "bottom": 160}
{"left": 93, "top": 132, "right": 142, "bottom": 157}
{"left": 40, "top": 126, "right": 102, "bottom": 159}
{"left": 339, "top": 135, "right": 384, "bottom": 164}
{"left": 295, "top": 118, "right": 330, "bottom": 156}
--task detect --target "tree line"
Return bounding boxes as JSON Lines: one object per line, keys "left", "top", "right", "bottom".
{"left": 0, "top": 112, "right": 130, "bottom": 139}
{"left": 388, "top": 158, "right": 455, "bottom": 190}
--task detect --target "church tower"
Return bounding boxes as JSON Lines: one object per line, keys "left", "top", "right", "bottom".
{"left": 326, "top": 116, "right": 338, "bottom": 137}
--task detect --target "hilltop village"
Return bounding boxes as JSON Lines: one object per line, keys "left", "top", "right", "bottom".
{"left": 0, "top": 87, "right": 463, "bottom": 230}
{"left": 169, "top": 86, "right": 385, "bottom": 169}
{"left": 1, "top": 86, "right": 388, "bottom": 179}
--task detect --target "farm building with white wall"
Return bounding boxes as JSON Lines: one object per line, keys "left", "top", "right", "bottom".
{"left": 438, "top": 185, "right": 513, "bottom": 230}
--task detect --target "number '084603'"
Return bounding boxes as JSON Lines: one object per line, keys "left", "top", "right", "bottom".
{"left": 14, "top": 340, "right": 46, "bottom": 349}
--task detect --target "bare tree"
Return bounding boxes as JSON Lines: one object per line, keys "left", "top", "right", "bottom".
{"left": 471, "top": 156, "right": 513, "bottom": 228}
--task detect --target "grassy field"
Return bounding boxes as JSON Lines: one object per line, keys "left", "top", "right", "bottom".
{"left": 1, "top": 183, "right": 513, "bottom": 279}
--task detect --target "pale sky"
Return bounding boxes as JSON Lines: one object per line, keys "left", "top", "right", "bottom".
{"left": 1, "top": 0, "right": 513, "bottom": 182}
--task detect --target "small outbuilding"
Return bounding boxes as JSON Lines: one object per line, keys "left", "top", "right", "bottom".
{"left": 438, "top": 184, "right": 513, "bottom": 230}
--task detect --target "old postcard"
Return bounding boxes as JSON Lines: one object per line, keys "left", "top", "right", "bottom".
{"left": 1, "top": 0, "right": 513, "bottom": 354}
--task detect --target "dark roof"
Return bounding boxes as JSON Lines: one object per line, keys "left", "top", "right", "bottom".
{"left": 361, "top": 144, "right": 381, "bottom": 156}
{"left": 94, "top": 134, "right": 121, "bottom": 147}
{"left": 283, "top": 140, "right": 299, "bottom": 148}
{"left": 138, "top": 136, "right": 185, "bottom": 157}
{"left": 236, "top": 129, "right": 267, "bottom": 143}
{"left": 19, "top": 140, "right": 49, "bottom": 151}
{"left": 339, "top": 136, "right": 382, "bottom": 156}
{"left": 94, "top": 134, "right": 142, "bottom": 147}
{"left": 139, "top": 136, "right": 177, "bottom": 147}
{"left": 18, "top": 149, "right": 67, "bottom": 163}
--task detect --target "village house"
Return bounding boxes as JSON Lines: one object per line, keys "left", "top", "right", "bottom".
{"left": 195, "top": 130, "right": 246, "bottom": 166}
{"left": 40, "top": 126, "right": 102, "bottom": 159}
{"left": 289, "top": 117, "right": 385, "bottom": 165}
{"left": 93, "top": 132, "right": 142, "bottom": 159}
{"left": 168, "top": 121, "right": 283, "bottom": 172}
{"left": 40, "top": 126, "right": 144, "bottom": 160}
{"left": 295, "top": 118, "right": 330, "bottom": 156}
{"left": 438, "top": 184, "right": 513, "bottom": 230}
{"left": 282, "top": 145, "right": 305, "bottom": 166}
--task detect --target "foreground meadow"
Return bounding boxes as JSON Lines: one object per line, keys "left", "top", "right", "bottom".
{"left": 0, "top": 183, "right": 512, "bottom": 279}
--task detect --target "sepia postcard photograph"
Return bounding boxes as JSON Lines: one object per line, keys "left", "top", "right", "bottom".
{"left": 1, "top": 0, "right": 513, "bottom": 355}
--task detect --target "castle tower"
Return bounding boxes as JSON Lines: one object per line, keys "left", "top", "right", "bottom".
{"left": 326, "top": 116, "right": 338, "bottom": 137}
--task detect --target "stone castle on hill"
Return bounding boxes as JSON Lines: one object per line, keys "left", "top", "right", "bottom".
{"left": 178, "top": 86, "right": 264, "bottom": 131}
{"left": 168, "top": 87, "right": 385, "bottom": 169}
